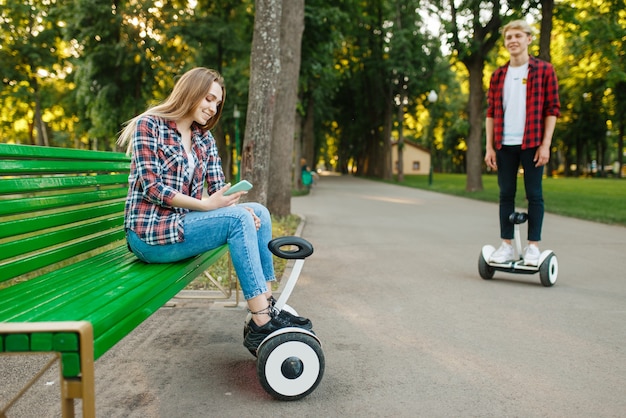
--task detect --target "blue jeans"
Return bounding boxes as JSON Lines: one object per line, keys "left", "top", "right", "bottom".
{"left": 496, "top": 146, "right": 544, "bottom": 242}
{"left": 126, "top": 202, "right": 275, "bottom": 300}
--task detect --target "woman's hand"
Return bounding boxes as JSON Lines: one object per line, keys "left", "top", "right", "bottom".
{"left": 200, "top": 184, "right": 246, "bottom": 210}
{"left": 243, "top": 206, "right": 261, "bottom": 230}
{"left": 170, "top": 183, "right": 247, "bottom": 212}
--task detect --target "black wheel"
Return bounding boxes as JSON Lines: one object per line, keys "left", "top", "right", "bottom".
{"left": 539, "top": 253, "right": 558, "bottom": 287}
{"left": 257, "top": 332, "right": 325, "bottom": 401}
{"left": 478, "top": 252, "right": 495, "bottom": 280}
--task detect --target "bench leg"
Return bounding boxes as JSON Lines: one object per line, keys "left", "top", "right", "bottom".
{"left": 0, "top": 322, "right": 95, "bottom": 418}
{"left": 76, "top": 323, "right": 96, "bottom": 418}
{"left": 53, "top": 322, "right": 96, "bottom": 418}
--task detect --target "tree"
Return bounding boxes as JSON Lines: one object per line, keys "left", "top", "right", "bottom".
{"left": 240, "top": 0, "right": 282, "bottom": 205}
{"left": 437, "top": 0, "right": 504, "bottom": 191}
{"left": 387, "top": 0, "right": 440, "bottom": 182}
{"left": 297, "top": 0, "right": 350, "bottom": 178}
{"left": 268, "top": 0, "right": 305, "bottom": 216}
{"left": 0, "top": 0, "right": 66, "bottom": 145}
{"left": 537, "top": 0, "right": 554, "bottom": 63}
{"left": 553, "top": 0, "right": 626, "bottom": 177}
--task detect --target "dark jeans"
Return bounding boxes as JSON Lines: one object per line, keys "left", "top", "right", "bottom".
{"left": 496, "top": 145, "right": 544, "bottom": 242}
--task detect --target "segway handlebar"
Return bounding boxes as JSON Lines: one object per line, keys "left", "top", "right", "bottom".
{"left": 268, "top": 236, "right": 314, "bottom": 259}
{"left": 509, "top": 212, "right": 528, "bottom": 225}
{"left": 268, "top": 236, "right": 314, "bottom": 312}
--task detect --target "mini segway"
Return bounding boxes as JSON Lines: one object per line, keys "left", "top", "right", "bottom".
{"left": 478, "top": 212, "right": 558, "bottom": 287}
{"left": 244, "top": 236, "right": 324, "bottom": 400}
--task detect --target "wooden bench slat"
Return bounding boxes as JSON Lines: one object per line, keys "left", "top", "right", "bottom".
{"left": 0, "top": 159, "right": 130, "bottom": 175}
{"left": 0, "top": 244, "right": 228, "bottom": 360}
{"left": 0, "top": 229, "right": 125, "bottom": 282}
{"left": 1, "top": 248, "right": 157, "bottom": 319}
{"left": 92, "top": 246, "right": 228, "bottom": 359}
{"left": 0, "top": 247, "right": 135, "bottom": 313}
{"left": 0, "top": 173, "right": 129, "bottom": 194}
{"left": 0, "top": 201, "right": 123, "bottom": 239}
{"left": 0, "top": 217, "right": 123, "bottom": 262}
{"left": 0, "top": 143, "right": 130, "bottom": 162}
{"left": 1, "top": 245, "right": 224, "bottom": 323}
{"left": 0, "top": 189, "right": 127, "bottom": 217}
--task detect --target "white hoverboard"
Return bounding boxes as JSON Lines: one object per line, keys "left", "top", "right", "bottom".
{"left": 478, "top": 212, "right": 558, "bottom": 287}
{"left": 243, "top": 236, "right": 324, "bottom": 401}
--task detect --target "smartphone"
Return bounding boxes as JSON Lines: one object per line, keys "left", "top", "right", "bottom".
{"left": 223, "top": 180, "right": 253, "bottom": 196}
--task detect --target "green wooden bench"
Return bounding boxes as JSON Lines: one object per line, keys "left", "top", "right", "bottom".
{"left": 0, "top": 143, "right": 229, "bottom": 418}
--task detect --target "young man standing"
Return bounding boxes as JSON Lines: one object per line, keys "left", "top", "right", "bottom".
{"left": 484, "top": 20, "right": 561, "bottom": 266}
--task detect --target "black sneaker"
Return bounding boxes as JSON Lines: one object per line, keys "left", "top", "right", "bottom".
{"left": 275, "top": 309, "right": 313, "bottom": 330}
{"left": 268, "top": 296, "right": 313, "bottom": 329}
{"left": 243, "top": 312, "right": 314, "bottom": 352}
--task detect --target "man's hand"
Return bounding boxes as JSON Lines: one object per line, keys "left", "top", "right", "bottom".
{"left": 484, "top": 148, "right": 497, "bottom": 170}
{"left": 534, "top": 145, "right": 550, "bottom": 167}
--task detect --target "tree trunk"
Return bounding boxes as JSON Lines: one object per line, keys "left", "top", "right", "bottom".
{"left": 293, "top": 110, "right": 303, "bottom": 187}
{"left": 301, "top": 94, "right": 316, "bottom": 175}
{"left": 214, "top": 124, "right": 231, "bottom": 182}
{"left": 396, "top": 95, "right": 405, "bottom": 182}
{"left": 618, "top": 124, "right": 624, "bottom": 178}
{"left": 538, "top": 0, "right": 554, "bottom": 63}
{"left": 240, "top": 0, "right": 282, "bottom": 206}
{"left": 268, "top": 0, "right": 304, "bottom": 217}
{"left": 33, "top": 83, "right": 49, "bottom": 147}
{"left": 464, "top": 56, "right": 485, "bottom": 192}
{"left": 382, "top": 85, "right": 393, "bottom": 181}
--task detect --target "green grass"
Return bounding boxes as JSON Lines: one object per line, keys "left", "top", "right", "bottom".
{"left": 383, "top": 174, "right": 626, "bottom": 226}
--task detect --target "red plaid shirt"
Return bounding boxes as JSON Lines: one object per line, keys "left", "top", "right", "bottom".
{"left": 487, "top": 56, "right": 560, "bottom": 150}
{"left": 124, "top": 115, "right": 225, "bottom": 245}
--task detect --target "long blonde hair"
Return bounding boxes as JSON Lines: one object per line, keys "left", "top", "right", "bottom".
{"left": 117, "top": 67, "right": 225, "bottom": 154}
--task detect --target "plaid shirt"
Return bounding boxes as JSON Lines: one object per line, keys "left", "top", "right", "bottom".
{"left": 124, "top": 115, "right": 225, "bottom": 245}
{"left": 487, "top": 56, "right": 560, "bottom": 150}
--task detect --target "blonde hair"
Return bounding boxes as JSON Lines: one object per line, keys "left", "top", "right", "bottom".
{"left": 501, "top": 19, "right": 534, "bottom": 37}
{"left": 117, "top": 67, "right": 225, "bottom": 154}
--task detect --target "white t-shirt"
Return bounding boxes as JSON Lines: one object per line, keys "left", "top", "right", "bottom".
{"left": 182, "top": 140, "right": 196, "bottom": 178}
{"left": 187, "top": 151, "right": 196, "bottom": 178}
{"left": 502, "top": 62, "right": 529, "bottom": 146}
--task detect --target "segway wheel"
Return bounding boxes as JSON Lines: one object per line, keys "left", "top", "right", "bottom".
{"left": 539, "top": 253, "right": 558, "bottom": 287}
{"left": 257, "top": 332, "right": 325, "bottom": 401}
{"left": 478, "top": 252, "right": 495, "bottom": 280}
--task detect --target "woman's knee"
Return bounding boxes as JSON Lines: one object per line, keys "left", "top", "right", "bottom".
{"left": 245, "top": 202, "right": 271, "bottom": 222}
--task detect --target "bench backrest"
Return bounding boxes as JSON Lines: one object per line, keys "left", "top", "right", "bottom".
{"left": 0, "top": 144, "right": 131, "bottom": 284}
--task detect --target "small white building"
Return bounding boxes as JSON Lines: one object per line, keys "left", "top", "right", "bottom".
{"left": 391, "top": 140, "right": 431, "bottom": 175}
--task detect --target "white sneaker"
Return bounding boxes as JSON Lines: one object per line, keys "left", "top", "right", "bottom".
{"left": 489, "top": 242, "right": 514, "bottom": 263}
{"left": 523, "top": 244, "right": 540, "bottom": 266}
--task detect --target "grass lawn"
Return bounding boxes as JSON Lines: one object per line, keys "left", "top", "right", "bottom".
{"left": 385, "top": 173, "right": 626, "bottom": 226}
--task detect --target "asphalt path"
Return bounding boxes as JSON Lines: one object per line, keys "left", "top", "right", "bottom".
{"left": 2, "top": 174, "right": 625, "bottom": 417}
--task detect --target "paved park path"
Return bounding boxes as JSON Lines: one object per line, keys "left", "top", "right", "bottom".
{"left": 3, "top": 174, "right": 625, "bottom": 417}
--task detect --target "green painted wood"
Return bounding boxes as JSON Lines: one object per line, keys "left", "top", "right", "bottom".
{"left": 30, "top": 333, "right": 54, "bottom": 351}
{"left": 0, "top": 216, "right": 123, "bottom": 262}
{"left": 0, "top": 225, "right": 125, "bottom": 283}
{"left": 0, "top": 173, "right": 129, "bottom": 195}
{"left": 61, "top": 352, "right": 81, "bottom": 377}
{"left": 0, "top": 201, "right": 123, "bottom": 239}
{"left": 0, "top": 159, "right": 130, "bottom": 175}
{"left": 0, "top": 188, "right": 128, "bottom": 217}
{"left": 0, "top": 143, "right": 130, "bottom": 162}
{"left": 0, "top": 144, "right": 230, "bottom": 379}
{"left": 93, "top": 246, "right": 228, "bottom": 359}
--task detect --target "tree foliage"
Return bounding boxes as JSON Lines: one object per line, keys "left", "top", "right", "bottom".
{"left": 1, "top": 0, "right": 624, "bottom": 194}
